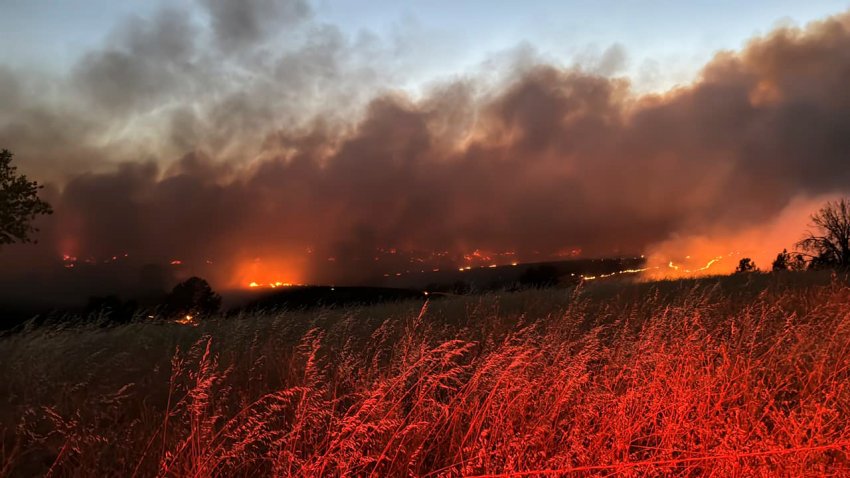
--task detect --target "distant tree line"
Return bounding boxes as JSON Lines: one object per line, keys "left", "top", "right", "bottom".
{"left": 797, "top": 199, "right": 850, "bottom": 269}
{"left": 736, "top": 198, "right": 850, "bottom": 274}
{"left": 84, "top": 276, "right": 222, "bottom": 324}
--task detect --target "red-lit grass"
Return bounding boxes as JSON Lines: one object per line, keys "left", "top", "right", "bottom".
{"left": 2, "top": 274, "right": 850, "bottom": 476}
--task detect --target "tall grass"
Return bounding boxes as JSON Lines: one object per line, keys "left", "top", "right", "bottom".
{"left": 2, "top": 274, "right": 850, "bottom": 476}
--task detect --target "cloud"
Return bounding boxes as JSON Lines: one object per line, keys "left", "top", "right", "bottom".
{"left": 200, "top": 0, "right": 311, "bottom": 51}
{"left": 73, "top": 8, "right": 200, "bottom": 115}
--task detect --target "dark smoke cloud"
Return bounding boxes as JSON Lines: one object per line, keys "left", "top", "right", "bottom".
{"left": 2, "top": 7, "right": 850, "bottom": 301}
{"left": 202, "top": 0, "right": 311, "bottom": 51}
{"left": 73, "top": 8, "right": 199, "bottom": 115}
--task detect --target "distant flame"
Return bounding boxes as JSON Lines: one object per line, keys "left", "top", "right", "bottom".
{"left": 582, "top": 267, "right": 651, "bottom": 281}
{"left": 248, "top": 280, "right": 298, "bottom": 289}
{"left": 234, "top": 256, "right": 305, "bottom": 289}
{"left": 641, "top": 253, "right": 736, "bottom": 280}
{"left": 583, "top": 255, "right": 729, "bottom": 282}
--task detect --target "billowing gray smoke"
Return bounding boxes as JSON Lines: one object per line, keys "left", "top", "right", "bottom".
{"left": 2, "top": 2, "right": 850, "bottom": 301}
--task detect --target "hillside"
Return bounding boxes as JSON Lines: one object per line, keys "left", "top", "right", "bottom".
{"left": 2, "top": 272, "right": 849, "bottom": 476}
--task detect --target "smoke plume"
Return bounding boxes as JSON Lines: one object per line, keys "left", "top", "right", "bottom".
{"left": 2, "top": 3, "right": 850, "bottom": 300}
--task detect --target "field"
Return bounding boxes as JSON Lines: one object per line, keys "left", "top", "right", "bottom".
{"left": 2, "top": 272, "right": 850, "bottom": 476}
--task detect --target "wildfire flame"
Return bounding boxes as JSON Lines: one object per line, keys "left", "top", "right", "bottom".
{"left": 667, "top": 256, "right": 724, "bottom": 274}
{"left": 235, "top": 256, "right": 305, "bottom": 290}
{"left": 54, "top": 243, "right": 737, "bottom": 289}
{"left": 248, "top": 281, "right": 298, "bottom": 289}
{"left": 640, "top": 252, "right": 739, "bottom": 281}
{"left": 583, "top": 254, "right": 732, "bottom": 282}
{"left": 581, "top": 267, "right": 651, "bottom": 281}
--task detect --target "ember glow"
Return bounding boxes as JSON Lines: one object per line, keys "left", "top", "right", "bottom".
{"left": 174, "top": 314, "right": 198, "bottom": 326}
{"left": 248, "top": 281, "right": 298, "bottom": 289}
{"left": 581, "top": 267, "right": 651, "bottom": 281}
{"left": 233, "top": 257, "right": 306, "bottom": 290}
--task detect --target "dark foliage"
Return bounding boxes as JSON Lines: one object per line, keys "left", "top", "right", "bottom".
{"left": 735, "top": 258, "right": 757, "bottom": 274}
{"left": 772, "top": 249, "right": 791, "bottom": 271}
{"left": 162, "top": 277, "right": 221, "bottom": 319}
{"left": 791, "top": 253, "right": 807, "bottom": 271}
{"left": 0, "top": 149, "right": 53, "bottom": 246}
{"left": 797, "top": 199, "right": 850, "bottom": 269}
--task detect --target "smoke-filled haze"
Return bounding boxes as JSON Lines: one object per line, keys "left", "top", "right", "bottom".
{"left": 2, "top": 1, "right": 850, "bottom": 300}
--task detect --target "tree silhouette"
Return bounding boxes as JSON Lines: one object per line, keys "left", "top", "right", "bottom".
{"left": 797, "top": 199, "right": 850, "bottom": 269}
{"left": 0, "top": 149, "right": 52, "bottom": 246}
{"left": 162, "top": 277, "right": 221, "bottom": 319}
{"left": 771, "top": 249, "right": 791, "bottom": 271}
{"left": 790, "top": 253, "right": 807, "bottom": 271}
{"left": 735, "top": 258, "right": 757, "bottom": 274}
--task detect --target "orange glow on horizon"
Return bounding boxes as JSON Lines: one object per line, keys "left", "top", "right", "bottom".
{"left": 233, "top": 256, "right": 306, "bottom": 290}
{"left": 248, "top": 280, "right": 298, "bottom": 289}
{"left": 641, "top": 253, "right": 737, "bottom": 281}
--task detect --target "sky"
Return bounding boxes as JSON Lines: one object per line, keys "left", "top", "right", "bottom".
{"left": 2, "top": 1, "right": 850, "bottom": 300}
{"left": 2, "top": 0, "right": 848, "bottom": 92}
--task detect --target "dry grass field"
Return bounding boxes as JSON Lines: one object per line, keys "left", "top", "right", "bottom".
{"left": 2, "top": 272, "right": 850, "bottom": 476}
